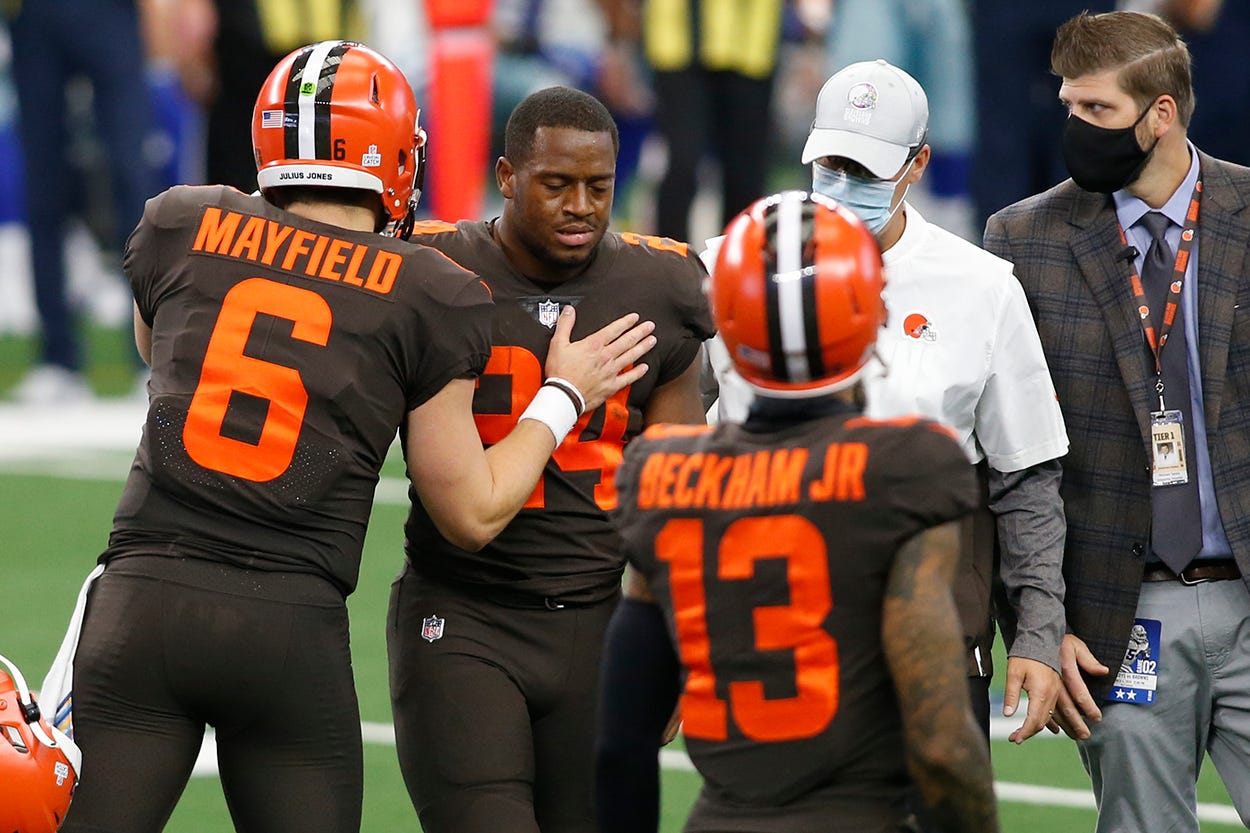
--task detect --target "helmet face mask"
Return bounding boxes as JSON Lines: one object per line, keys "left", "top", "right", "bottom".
{"left": 712, "top": 191, "right": 887, "bottom": 399}
{"left": 252, "top": 40, "right": 425, "bottom": 238}
{"left": 0, "top": 653, "right": 80, "bottom": 833}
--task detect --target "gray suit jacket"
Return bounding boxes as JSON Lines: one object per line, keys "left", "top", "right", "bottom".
{"left": 984, "top": 151, "right": 1250, "bottom": 699}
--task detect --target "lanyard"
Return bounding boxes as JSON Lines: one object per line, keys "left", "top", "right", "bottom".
{"left": 1117, "top": 178, "right": 1202, "bottom": 407}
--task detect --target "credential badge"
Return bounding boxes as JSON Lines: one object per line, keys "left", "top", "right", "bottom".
{"left": 538, "top": 299, "right": 561, "bottom": 329}
{"left": 421, "top": 614, "right": 445, "bottom": 643}
{"left": 1108, "top": 618, "right": 1161, "bottom": 705}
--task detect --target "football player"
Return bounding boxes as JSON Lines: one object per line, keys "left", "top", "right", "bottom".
{"left": 709, "top": 62, "right": 1069, "bottom": 754}
{"left": 601, "top": 59, "right": 1065, "bottom": 833}
{"left": 55, "top": 42, "right": 654, "bottom": 833}
{"left": 386, "top": 86, "right": 715, "bottom": 833}
{"left": 603, "top": 191, "right": 1000, "bottom": 833}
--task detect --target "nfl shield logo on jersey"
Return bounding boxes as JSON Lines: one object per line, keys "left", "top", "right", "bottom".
{"left": 421, "top": 614, "right": 445, "bottom": 642}
{"left": 538, "top": 299, "right": 561, "bottom": 328}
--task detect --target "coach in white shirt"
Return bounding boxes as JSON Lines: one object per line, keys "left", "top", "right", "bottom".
{"left": 706, "top": 60, "right": 1070, "bottom": 748}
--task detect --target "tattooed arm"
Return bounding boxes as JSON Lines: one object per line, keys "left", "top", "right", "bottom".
{"left": 882, "top": 521, "right": 1001, "bottom": 833}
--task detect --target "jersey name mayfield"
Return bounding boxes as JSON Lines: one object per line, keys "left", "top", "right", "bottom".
{"left": 191, "top": 206, "right": 402, "bottom": 295}
{"left": 108, "top": 186, "right": 492, "bottom": 595}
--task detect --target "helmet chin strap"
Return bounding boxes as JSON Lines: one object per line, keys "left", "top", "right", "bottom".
{"left": 1, "top": 651, "right": 40, "bottom": 721}
{"left": 49, "top": 724, "right": 82, "bottom": 776}
{"left": 398, "top": 201, "right": 417, "bottom": 239}
{"left": 383, "top": 128, "right": 426, "bottom": 240}
{"left": 0, "top": 652, "right": 81, "bottom": 774}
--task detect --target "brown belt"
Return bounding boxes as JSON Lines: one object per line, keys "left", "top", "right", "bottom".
{"left": 1142, "top": 558, "right": 1241, "bottom": 584}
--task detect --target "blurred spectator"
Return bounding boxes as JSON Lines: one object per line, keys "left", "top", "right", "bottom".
{"left": 819, "top": 0, "right": 976, "bottom": 240}
{"left": 969, "top": 0, "right": 1114, "bottom": 236}
{"left": 495, "top": 0, "right": 603, "bottom": 115}
{"left": 494, "top": 0, "right": 652, "bottom": 222}
{"left": 5, "top": 0, "right": 161, "bottom": 403}
{"left": 1139, "top": 0, "right": 1250, "bottom": 167}
{"left": 0, "top": 21, "right": 19, "bottom": 228}
{"left": 599, "top": 0, "right": 786, "bottom": 244}
{"left": 825, "top": 0, "right": 974, "bottom": 206}
{"left": 141, "top": 0, "right": 212, "bottom": 189}
{"left": 165, "top": 0, "right": 363, "bottom": 194}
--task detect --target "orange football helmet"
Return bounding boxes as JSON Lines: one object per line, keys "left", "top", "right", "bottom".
{"left": 711, "top": 191, "right": 886, "bottom": 397}
{"left": 0, "top": 653, "right": 80, "bottom": 833}
{"left": 252, "top": 40, "right": 426, "bottom": 237}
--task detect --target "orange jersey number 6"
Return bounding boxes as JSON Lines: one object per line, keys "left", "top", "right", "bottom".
{"left": 184, "top": 278, "right": 331, "bottom": 481}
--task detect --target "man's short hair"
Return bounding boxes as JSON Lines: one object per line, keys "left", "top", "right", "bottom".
{"left": 1051, "top": 11, "right": 1194, "bottom": 127}
{"left": 504, "top": 86, "right": 620, "bottom": 167}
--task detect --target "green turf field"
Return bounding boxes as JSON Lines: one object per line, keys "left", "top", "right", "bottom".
{"left": 1, "top": 329, "right": 1243, "bottom": 831}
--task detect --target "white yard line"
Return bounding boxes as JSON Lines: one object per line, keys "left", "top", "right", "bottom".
{"left": 185, "top": 723, "right": 1247, "bottom": 824}
{"left": 0, "top": 400, "right": 148, "bottom": 457}
{"left": 994, "top": 781, "right": 1241, "bottom": 824}
{"left": 0, "top": 400, "right": 413, "bottom": 503}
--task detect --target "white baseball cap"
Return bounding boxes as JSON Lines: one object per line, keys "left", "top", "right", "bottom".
{"left": 801, "top": 59, "right": 929, "bottom": 178}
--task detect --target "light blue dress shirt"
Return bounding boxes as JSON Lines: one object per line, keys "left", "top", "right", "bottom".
{"left": 1113, "top": 142, "right": 1233, "bottom": 559}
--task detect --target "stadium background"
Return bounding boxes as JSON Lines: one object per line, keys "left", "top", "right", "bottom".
{"left": 0, "top": 1, "right": 1245, "bottom": 829}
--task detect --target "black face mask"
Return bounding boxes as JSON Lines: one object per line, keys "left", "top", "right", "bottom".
{"left": 1062, "top": 102, "right": 1159, "bottom": 194}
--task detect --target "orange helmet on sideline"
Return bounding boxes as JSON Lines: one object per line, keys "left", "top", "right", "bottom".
{"left": 711, "top": 190, "right": 886, "bottom": 398}
{"left": 0, "top": 653, "right": 80, "bottom": 833}
{"left": 252, "top": 40, "right": 426, "bottom": 237}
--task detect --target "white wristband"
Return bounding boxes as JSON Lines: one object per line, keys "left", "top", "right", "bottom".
{"left": 543, "top": 376, "right": 586, "bottom": 416}
{"left": 519, "top": 384, "right": 579, "bottom": 446}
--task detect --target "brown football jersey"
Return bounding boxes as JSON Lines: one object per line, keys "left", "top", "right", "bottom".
{"left": 612, "top": 408, "right": 978, "bottom": 828}
{"left": 402, "top": 220, "right": 715, "bottom": 603}
{"left": 106, "top": 186, "right": 492, "bottom": 594}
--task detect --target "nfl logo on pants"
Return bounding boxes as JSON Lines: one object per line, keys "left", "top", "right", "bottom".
{"left": 421, "top": 614, "right": 445, "bottom": 643}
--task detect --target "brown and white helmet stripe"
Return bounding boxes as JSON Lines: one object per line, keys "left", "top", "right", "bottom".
{"left": 252, "top": 40, "right": 425, "bottom": 234}
{"left": 712, "top": 190, "right": 886, "bottom": 399}
{"left": 282, "top": 40, "right": 354, "bottom": 163}
{"left": 761, "top": 191, "right": 826, "bottom": 384}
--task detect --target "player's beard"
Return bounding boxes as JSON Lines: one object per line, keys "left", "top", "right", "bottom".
{"left": 521, "top": 222, "right": 602, "bottom": 277}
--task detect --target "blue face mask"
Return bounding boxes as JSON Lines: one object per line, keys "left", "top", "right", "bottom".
{"left": 811, "top": 162, "right": 909, "bottom": 235}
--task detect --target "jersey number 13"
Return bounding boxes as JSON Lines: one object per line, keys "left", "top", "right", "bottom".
{"left": 658, "top": 515, "right": 840, "bottom": 742}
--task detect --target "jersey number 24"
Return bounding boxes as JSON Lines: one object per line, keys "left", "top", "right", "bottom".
{"left": 474, "top": 345, "right": 631, "bottom": 510}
